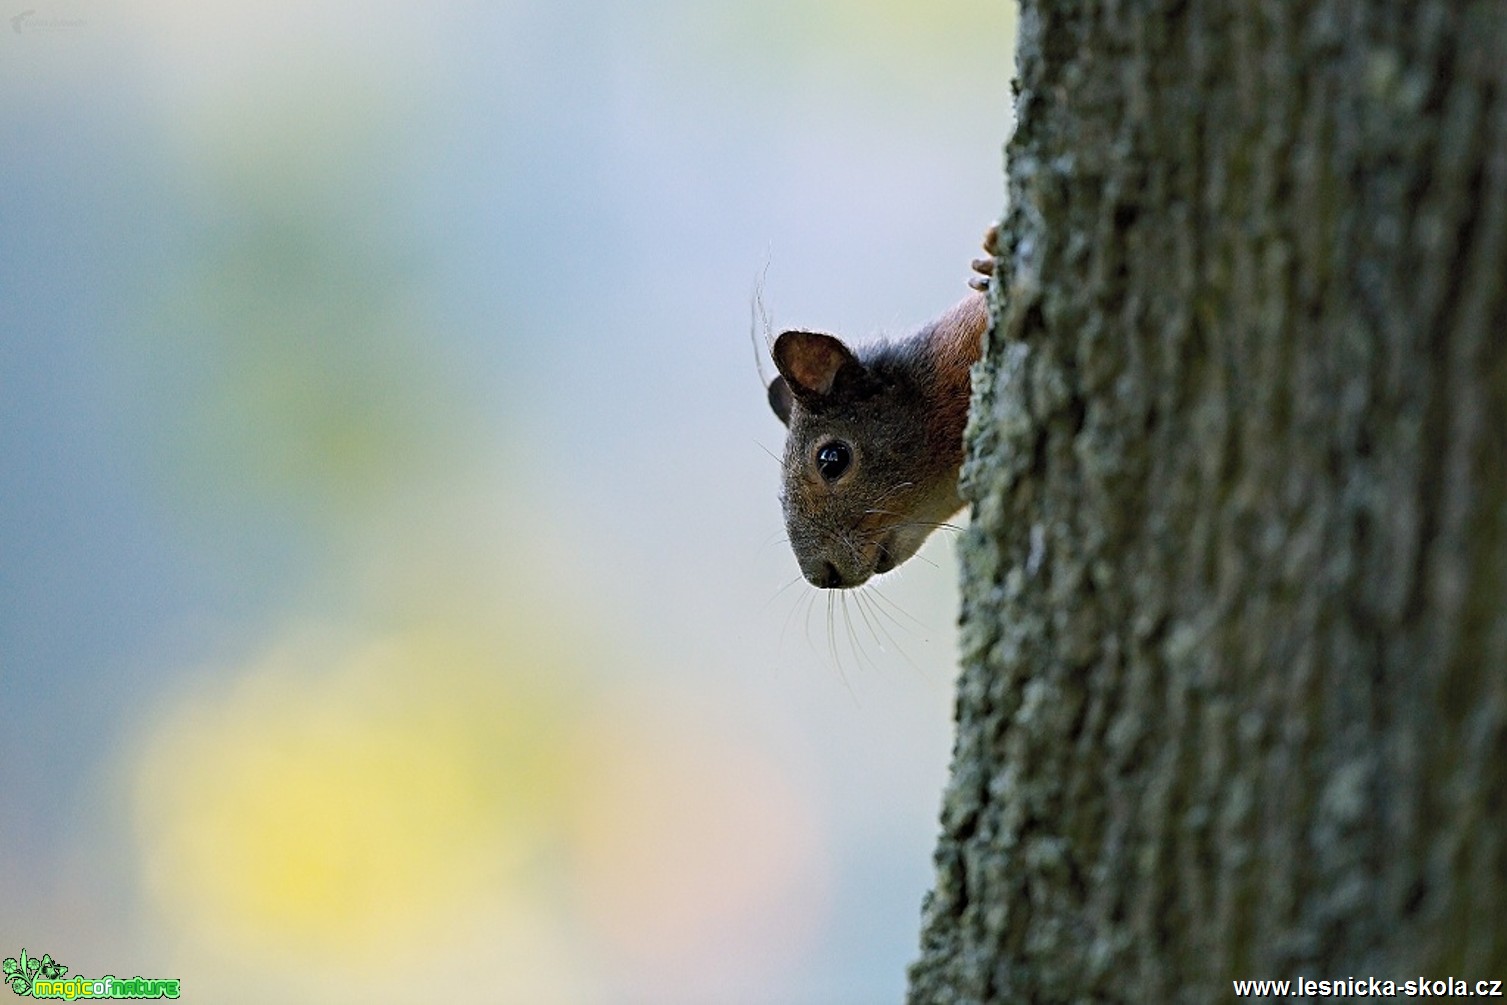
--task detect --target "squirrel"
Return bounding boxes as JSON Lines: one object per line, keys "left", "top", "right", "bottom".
{"left": 766, "top": 225, "right": 997, "bottom": 589}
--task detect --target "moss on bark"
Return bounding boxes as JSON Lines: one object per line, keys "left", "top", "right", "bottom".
{"left": 910, "top": 3, "right": 1507, "bottom": 1001}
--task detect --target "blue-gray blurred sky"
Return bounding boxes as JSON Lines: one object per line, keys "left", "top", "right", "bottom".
{"left": 1, "top": 2, "right": 1015, "bottom": 1001}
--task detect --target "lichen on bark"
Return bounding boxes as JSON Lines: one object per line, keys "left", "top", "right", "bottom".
{"left": 910, "top": 2, "right": 1507, "bottom": 1001}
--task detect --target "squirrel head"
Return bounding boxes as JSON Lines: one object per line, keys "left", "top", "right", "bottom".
{"left": 768, "top": 327, "right": 966, "bottom": 589}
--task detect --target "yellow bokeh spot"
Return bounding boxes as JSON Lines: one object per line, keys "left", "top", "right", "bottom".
{"left": 133, "top": 628, "right": 567, "bottom": 961}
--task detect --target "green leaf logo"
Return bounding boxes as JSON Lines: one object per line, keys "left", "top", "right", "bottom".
{"left": 4, "top": 949, "right": 33, "bottom": 996}
{"left": 2, "top": 949, "right": 68, "bottom": 996}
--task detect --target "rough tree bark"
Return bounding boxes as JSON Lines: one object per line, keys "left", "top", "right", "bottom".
{"left": 910, "top": 2, "right": 1507, "bottom": 1001}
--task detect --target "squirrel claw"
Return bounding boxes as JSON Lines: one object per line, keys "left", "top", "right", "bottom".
{"left": 969, "top": 222, "right": 1001, "bottom": 290}
{"left": 969, "top": 254, "right": 996, "bottom": 291}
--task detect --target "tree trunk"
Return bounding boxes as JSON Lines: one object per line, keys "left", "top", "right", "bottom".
{"left": 909, "top": 2, "right": 1507, "bottom": 1001}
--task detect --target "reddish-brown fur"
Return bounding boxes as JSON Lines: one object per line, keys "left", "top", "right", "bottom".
{"left": 920, "top": 292, "right": 988, "bottom": 467}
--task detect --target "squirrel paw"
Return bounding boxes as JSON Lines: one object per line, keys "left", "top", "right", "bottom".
{"left": 968, "top": 222, "right": 1000, "bottom": 291}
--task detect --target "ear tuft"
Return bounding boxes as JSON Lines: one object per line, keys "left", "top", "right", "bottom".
{"left": 768, "top": 376, "right": 793, "bottom": 426}
{"left": 772, "top": 330, "right": 859, "bottom": 399}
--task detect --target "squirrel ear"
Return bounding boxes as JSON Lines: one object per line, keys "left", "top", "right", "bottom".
{"left": 772, "top": 330, "right": 861, "bottom": 400}
{"left": 768, "top": 376, "right": 794, "bottom": 426}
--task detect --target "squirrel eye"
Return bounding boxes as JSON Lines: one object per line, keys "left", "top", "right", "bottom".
{"left": 815, "top": 441, "right": 852, "bottom": 481}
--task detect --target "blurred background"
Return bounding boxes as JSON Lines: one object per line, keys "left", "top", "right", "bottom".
{"left": 0, "top": 1, "right": 1014, "bottom": 1001}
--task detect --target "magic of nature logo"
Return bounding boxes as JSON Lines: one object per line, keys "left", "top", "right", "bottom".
{"left": 4, "top": 950, "right": 180, "bottom": 1000}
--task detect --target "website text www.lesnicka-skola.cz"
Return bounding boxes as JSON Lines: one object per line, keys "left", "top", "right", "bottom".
{"left": 1233, "top": 977, "right": 1504, "bottom": 997}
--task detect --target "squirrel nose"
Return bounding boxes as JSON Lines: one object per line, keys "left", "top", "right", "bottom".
{"left": 819, "top": 561, "right": 845, "bottom": 589}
